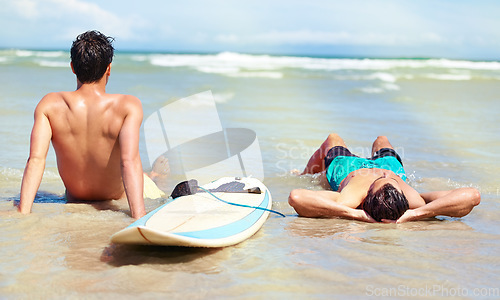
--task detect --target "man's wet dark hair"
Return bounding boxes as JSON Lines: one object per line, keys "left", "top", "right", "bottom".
{"left": 362, "top": 183, "right": 409, "bottom": 222}
{"left": 70, "top": 30, "right": 114, "bottom": 83}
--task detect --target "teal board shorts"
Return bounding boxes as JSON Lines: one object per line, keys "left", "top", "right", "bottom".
{"left": 325, "top": 146, "right": 407, "bottom": 191}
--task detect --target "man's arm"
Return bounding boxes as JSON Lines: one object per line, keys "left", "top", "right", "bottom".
{"left": 392, "top": 187, "right": 481, "bottom": 223}
{"left": 119, "top": 96, "right": 146, "bottom": 219}
{"left": 19, "top": 102, "right": 52, "bottom": 214}
{"left": 288, "top": 189, "right": 375, "bottom": 222}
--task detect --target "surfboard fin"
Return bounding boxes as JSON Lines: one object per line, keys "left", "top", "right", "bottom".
{"left": 170, "top": 179, "right": 199, "bottom": 199}
{"left": 246, "top": 187, "right": 262, "bottom": 194}
{"left": 170, "top": 179, "right": 262, "bottom": 199}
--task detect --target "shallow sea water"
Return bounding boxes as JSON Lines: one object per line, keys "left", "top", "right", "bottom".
{"left": 1, "top": 50, "right": 499, "bottom": 299}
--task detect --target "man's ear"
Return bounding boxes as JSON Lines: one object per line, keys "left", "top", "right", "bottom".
{"left": 70, "top": 62, "right": 76, "bottom": 74}
{"left": 106, "top": 63, "right": 112, "bottom": 76}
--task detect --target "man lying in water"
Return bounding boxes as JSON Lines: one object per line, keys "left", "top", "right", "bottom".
{"left": 288, "top": 133, "right": 480, "bottom": 223}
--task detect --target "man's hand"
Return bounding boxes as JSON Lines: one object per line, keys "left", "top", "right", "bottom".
{"left": 349, "top": 208, "right": 377, "bottom": 223}
{"left": 383, "top": 187, "right": 481, "bottom": 224}
{"left": 382, "top": 209, "right": 421, "bottom": 223}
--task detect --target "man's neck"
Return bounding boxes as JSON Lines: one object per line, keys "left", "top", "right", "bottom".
{"left": 76, "top": 76, "right": 108, "bottom": 94}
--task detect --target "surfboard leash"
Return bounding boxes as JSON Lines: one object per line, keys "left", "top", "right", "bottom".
{"left": 196, "top": 186, "right": 286, "bottom": 218}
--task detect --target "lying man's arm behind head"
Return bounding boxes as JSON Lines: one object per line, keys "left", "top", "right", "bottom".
{"left": 388, "top": 188, "right": 481, "bottom": 223}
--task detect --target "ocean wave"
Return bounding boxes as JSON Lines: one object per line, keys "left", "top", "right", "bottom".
{"left": 150, "top": 52, "right": 287, "bottom": 78}
{"left": 424, "top": 59, "right": 500, "bottom": 70}
{"left": 0, "top": 167, "right": 23, "bottom": 181}
{"left": 37, "top": 60, "right": 69, "bottom": 68}
{"left": 15, "top": 50, "right": 67, "bottom": 58}
{"left": 310, "top": 58, "right": 500, "bottom": 71}
{"left": 369, "top": 72, "right": 397, "bottom": 82}
{"left": 358, "top": 82, "right": 401, "bottom": 94}
{"left": 3, "top": 50, "right": 500, "bottom": 71}
{"left": 359, "top": 87, "right": 386, "bottom": 94}
{"left": 195, "top": 65, "right": 283, "bottom": 79}
{"left": 3, "top": 50, "right": 500, "bottom": 79}
{"left": 382, "top": 83, "right": 400, "bottom": 90}
{"left": 359, "top": 84, "right": 400, "bottom": 94}
{"left": 150, "top": 52, "right": 283, "bottom": 70}
{"left": 0, "top": 50, "right": 69, "bottom": 68}
{"left": 195, "top": 66, "right": 241, "bottom": 74}
{"left": 331, "top": 72, "right": 401, "bottom": 82}
{"left": 2, "top": 49, "right": 500, "bottom": 71}
{"left": 424, "top": 73, "right": 472, "bottom": 81}
{"left": 225, "top": 71, "right": 283, "bottom": 79}
{"left": 0, "top": 167, "right": 60, "bottom": 181}
{"left": 148, "top": 52, "right": 500, "bottom": 72}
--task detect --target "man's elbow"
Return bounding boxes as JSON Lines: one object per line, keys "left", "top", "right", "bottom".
{"left": 456, "top": 187, "right": 481, "bottom": 217}
{"left": 120, "top": 156, "right": 140, "bottom": 169}
{"left": 26, "top": 156, "right": 46, "bottom": 167}
{"left": 288, "top": 189, "right": 314, "bottom": 217}
{"left": 468, "top": 187, "right": 481, "bottom": 207}
{"left": 288, "top": 189, "right": 300, "bottom": 208}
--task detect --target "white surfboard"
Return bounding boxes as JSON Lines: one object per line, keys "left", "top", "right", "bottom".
{"left": 111, "top": 177, "right": 274, "bottom": 247}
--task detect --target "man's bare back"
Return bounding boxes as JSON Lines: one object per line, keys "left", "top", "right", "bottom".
{"left": 48, "top": 87, "right": 140, "bottom": 201}
{"left": 19, "top": 31, "right": 146, "bottom": 218}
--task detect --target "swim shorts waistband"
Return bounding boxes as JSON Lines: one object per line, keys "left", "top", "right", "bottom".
{"left": 324, "top": 146, "right": 406, "bottom": 191}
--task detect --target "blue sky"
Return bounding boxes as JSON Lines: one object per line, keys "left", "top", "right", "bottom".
{"left": 1, "top": 0, "right": 500, "bottom": 60}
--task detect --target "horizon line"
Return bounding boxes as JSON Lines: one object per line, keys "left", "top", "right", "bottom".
{"left": 1, "top": 47, "right": 499, "bottom": 63}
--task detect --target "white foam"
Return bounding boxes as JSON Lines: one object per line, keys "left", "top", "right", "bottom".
{"left": 195, "top": 66, "right": 241, "bottom": 74}
{"left": 0, "top": 167, "right": 23, "bottom": 180}
{"left": 225, "top": 71, "right": 283, "bottom": 79}
{"left": 37, "top": 60, "right": 69, "bottom": 68}
{"left": 359, "top": 82, "right": 400, "bottom": 94}
{"left": 370, "top": 72, "right": 397, "bottom": 82}
{"left": 148, "top": 52, "right": 500, "bottom": 74}
{"left": 15, "top": 50, "right": 66, "bottom": 58}
{"left": 360, "top": 87, "right": 385, "bottom": 94}
{"left": 425, "top": 73, "right": 472, "bottom": 81}
{"left": 382, "top": 83, "right": 401, "bottom": 90}
{"left": 150, "top": 52, "right": 288, "bottom": 79}
{"left": 6, "top": 50, "right": 500, "bottom": 74}
{"left": 15, "top": 50, "right": 34, "bottom": 57}
{"left": 424, "top": 59, "right": 500, "bottom": 70}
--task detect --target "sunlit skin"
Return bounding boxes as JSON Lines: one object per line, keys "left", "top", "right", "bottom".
{"left": 288, "top": 133, "right": 481, "bottom": 223}
{"left": 18, "top": 61, "right": 146, "bottom": 219}
{"left": 369, "top": 174, "right": 402, "bottom": 194}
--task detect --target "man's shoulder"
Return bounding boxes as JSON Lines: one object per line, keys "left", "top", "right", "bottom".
{"left": 112, "top": 94, "right": 141, "bottom": 105}
{"left": 36, "top": 92, "right": 68, "bottom": 112}
{"left": 109, "top": 94, "right": 143, "bottom": 119}
{"left": 40, "top": 91, "right": 65, "bottom": 101}
{"left": 114, "top": 94, "right": 142, "bottom": 110}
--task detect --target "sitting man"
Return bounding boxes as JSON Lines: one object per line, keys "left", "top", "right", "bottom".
{"left": 288, "top": 133, "right": 480, "bottom": 223}
{"left": 18, "top": 31, "right": 164, "bottom": 219}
